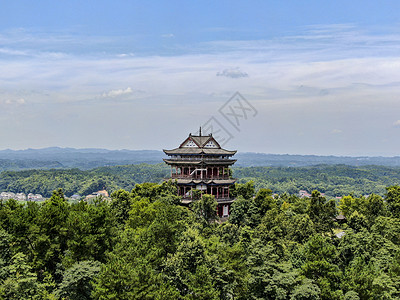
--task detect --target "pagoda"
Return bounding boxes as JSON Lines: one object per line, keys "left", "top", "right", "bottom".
{"left": 163, "top": 129, "right": 237, "bottom": 217}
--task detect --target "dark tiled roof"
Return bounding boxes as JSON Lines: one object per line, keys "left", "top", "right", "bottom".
{"left": 163, "top": 148, "right": 236, "bottom": 155}
{"left": 163, "top": 159, "right": 236, "bottom": 165}
{"left": 177, "top": 134, "right": 233, "bottom": 151}
{"left": 192, "top": 136, "right": 213, "bottom": 147}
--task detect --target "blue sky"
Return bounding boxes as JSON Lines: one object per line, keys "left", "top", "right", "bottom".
{"left": 1, "top": 1, "right": 400, "bottom": 156}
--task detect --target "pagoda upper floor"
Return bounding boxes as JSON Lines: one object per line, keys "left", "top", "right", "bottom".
{"left": 163, "top": 132, "right": 237, "bottom": 164}
{"left": 163, "top": 131, "right": 237, "bottom": 181}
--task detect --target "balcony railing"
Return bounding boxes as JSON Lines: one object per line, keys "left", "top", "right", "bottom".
{"left": 170, "top": 174, "right": 231, "bottom": 180}
{"left": 181, "top": 196, "right": 234, "bottom": 201}
{"left": 166, "top": 157, "right": 234, "bottom": 161}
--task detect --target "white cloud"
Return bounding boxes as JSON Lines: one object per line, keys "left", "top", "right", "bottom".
{"left": 217, "top": 67, "right": 248, "bottom": 78}
{"left": 161, "top": 33, "right": 175, "bottom": 38}
{"left": 3, "top": 98, "right": 25, "bottom": 105}
{"left": 102, "top": 87, "right": 133, "bottom": 98}
{"left": 0, "top": 48, "right": 29, "bottom": 56}
{"left": 116, "top": 53, "right": 135, "bottom": 58}
{"left": 331, "top": 129, "right": 342, "bottom": 134}
{"left": 393, "top": 120, "right": 400, "bottom": 127}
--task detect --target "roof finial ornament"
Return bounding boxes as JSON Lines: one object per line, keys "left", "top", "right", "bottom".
{"left": 199, "top": 126, "right": 202, "bottom": 136}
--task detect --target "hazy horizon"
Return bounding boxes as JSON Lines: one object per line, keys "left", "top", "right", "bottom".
{"left": 1, "top": 146, "right": 400, "bottom": 159}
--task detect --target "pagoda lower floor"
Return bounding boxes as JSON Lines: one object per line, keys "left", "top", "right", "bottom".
{"left": 177, "top": 184, "right": 232, "bottom": 199}
{"left": 176, "top": 183, "right": 234, "bottom": 217}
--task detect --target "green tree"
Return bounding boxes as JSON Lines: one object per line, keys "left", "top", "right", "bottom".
{"left": 307, "top": 191, "right": 336, "bottom": 233}
{"left": 165, "top": 227, "right": 220, "bottom": 299}
{"left": 233, "top": 181, "right": 255, "bottom": 199}
{"left": 290, "top": 278, "right": 321, "bottom": 300}
{"left": 301, "top": 235, "right": 342, "bottom": 299}
{"left": 34, "top": 189, "right": 69, "bottom": 281}
{"left": 228, "top": 196, "right": 251, "bottom": 227}
{"left": 348, "top": 211, "right": 368, "bottom": 232}
{"left": 56, "top": 260, "right": 101, "bottom": 300}
{"left": 191, "top": 194, "right": 218, "bottom": 225}
{"left": 386, "top": 186, "right": 400, "bottom": 218}
{"left": 110, "top": 189, "right": 133, "bottom": 225}
{"left": 93, "top": 197, "right": 186, "bottom": 299}
{"left": 0, "top": 252, "right": 53, "bottom": 300}
{"left": 66, "top": 199, "right": 117, "bottom": 265}
{"left": 253, "top": 188, "right": 276, "bottom": 215}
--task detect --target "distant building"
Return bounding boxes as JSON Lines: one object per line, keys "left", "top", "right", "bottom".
{"left": 27, "top": 193, "right": 44, "bottom": 201}
{"left": 299, "top": 190, "right": 325, "bottom": 198}
{"left": 0, "top": 192, "right": 16, "bottom": 200}
{"left": 0, "top": 192, "right": 28, "bottom": 201}
{"left": 299, "top": 190, "right": 311, "bottom": 198}
{"left": 70, "top": 194, "right": 81, "bottom": 201}
{"left": 0, "top": 192, "right": 43, "bottom": 201}
{"left": 84, "top": 190, "right": 109, "bottom": 201}
{"left": 335, "top": 231, "right": 346, "bottom": 239}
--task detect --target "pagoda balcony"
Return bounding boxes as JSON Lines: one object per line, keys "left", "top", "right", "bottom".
{"left": 167, "top": 156, "right": 234, "bottom": 161}
{"left": 170, "top": 174, "right": 231, "bottom": 180}
{"left": 166, "top": 156, "right": 236, "bottom": 162}
{"left": 181, "top": 196, "right": 235, "bottom": 204}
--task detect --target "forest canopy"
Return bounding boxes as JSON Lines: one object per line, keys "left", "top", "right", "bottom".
{"left": 1, "top": 182, "right": 400, "bottom": 299}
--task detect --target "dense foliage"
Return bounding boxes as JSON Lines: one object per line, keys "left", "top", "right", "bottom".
{"left": 234, "top": 165, "right": 400, "bottom": 197}
{"left": 2, "top": 181, "right": 400, "bottom": 299}
{"left": 1, "top": 164, "right": 400, "bottom": 198}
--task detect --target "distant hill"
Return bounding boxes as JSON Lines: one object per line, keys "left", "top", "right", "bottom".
{"left": 0, "top": 147, "right": 400, "bottom": 171}
{"left": 234, "top": 152, "right": 400, "bottom": 167}
{"left": 0, "top": 148, "right": 164, "bottom": 171}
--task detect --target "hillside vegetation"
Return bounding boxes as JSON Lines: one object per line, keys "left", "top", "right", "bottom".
{"left": 1, "top": 164, "right": 400, "bottom": 198}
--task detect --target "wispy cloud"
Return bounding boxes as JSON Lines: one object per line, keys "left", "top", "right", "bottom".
{"left": 161, "top": 33, "right": 174, "bottom": 38}
{"left": 0, "top": 47, "right": 30, "bottom": 56}
{"left": 217, "top": 67, "right": 248, "bottom": 78}
{"left": 331, "top": 129, "right": 342, "bottom": 134}
{"left": 116, "top": 53, "right": 135, "bottom": 58}
{"left": 0, "top": 97, "right": 26, "bottom": 106}
{"left": 102, "top": 87, "right": 133, "bottom": 98}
